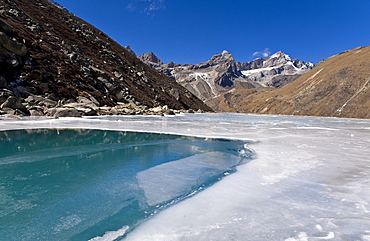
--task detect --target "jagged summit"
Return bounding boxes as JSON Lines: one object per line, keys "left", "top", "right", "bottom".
{"left": 206, "top": 50, "right": 235, "bottom": 66}
{"left": 269, "top": 50, "right": 291, "bottom": 59}
{"left": 139, "top": 52, "right": 163, "bottom": 65}
{"left": 263, "top": 51, "right": 291, "bottom": 67}
{"left": 124, "top": 46, "right": 136, "bottom": 57}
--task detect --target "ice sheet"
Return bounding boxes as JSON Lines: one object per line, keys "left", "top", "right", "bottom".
{"left": 1, "top": 113, "right": 370, "bottom": 240}
{"left": 137, "top": 152, "right": 242, "bottom": 206}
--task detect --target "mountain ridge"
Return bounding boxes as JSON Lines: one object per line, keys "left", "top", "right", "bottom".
{"left": 139, "top": 50, "right": 314, "bottom": 101}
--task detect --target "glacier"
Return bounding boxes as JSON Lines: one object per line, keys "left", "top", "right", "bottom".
{"left": 1, "top": 113, "right": 370, "bottom": 240}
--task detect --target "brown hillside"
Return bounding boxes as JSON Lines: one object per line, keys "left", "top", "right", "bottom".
{"left": 207, "top": 46, "right": 370, "bottom": 119}
{"left": 0, "top": 0, "right": 211, "bottom": 117}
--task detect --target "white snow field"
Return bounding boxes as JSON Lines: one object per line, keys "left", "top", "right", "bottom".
{"left": 1, "top": 113, "right": 370, "bottom": 240}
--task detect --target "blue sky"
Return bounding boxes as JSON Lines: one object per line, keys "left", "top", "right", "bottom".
{"left": 55, "top": 0, "right": 370, "bottom": 64}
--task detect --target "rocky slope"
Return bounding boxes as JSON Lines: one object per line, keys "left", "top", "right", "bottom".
{"left": 0, "top": 0, "right": 212, "bottom": 118}
{"left": 206, "top": 46, "right": 370, "bottom": 119}
{"left": 139, "top": 50, "right": 313, "bottom": 101}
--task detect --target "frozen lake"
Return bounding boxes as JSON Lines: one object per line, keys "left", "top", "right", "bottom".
{"left": 1, "top": 113, "right": 370, "bottom": 240}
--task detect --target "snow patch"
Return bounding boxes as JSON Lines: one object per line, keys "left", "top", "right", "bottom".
{"left": 305, "top": 68, "right": 323, "bottom": 82}
{"left": 88, "top": 226, "right": 129, "bottom": 241}
{"left": 314, "top": 232, "right": 335, "bottom": 240}
{"left": 269, "top": 52, "right": 291, "bottom": 61}
{"left": 241, "top": 67, "right": 276, "bottom": 76}
{"left": 190, "top": 73, "right": 209, "bottom": 81}
{"left": 285, "top": 232, "right": 308, "bottom": 241}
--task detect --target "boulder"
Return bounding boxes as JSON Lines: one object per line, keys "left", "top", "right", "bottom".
{"left": 150, "top": 106, "right": 163, "bottom": 113}
{"left": 0, "top": 32, "right": 27, "bottom": 56}
{"left": 89, "top": 66, "right": 107, "bottom": 78}
{"left": 0, "top": 19, "right": 13, "bottom": 33}
{"left": 67, "top": 100, "right": 95, "bottom": 108}
{"left": 170, "top": 88, "right": 180, "bottom": 100}
{"left": 6, "top": 58, "right": 20, "bottom": 67}
{"left": 96, "top": 106, "right": 112, "bottom": 115}
{"left": 62, "top": 102, "right": 97, "bottom": 116}
{"left": 29, "top": 109, "right": 44, "bottom": 116}
{"left": 25, "top": 95, "right": 58, "bottom": 107}
{"left": 164, "top": 109, "right": 175, "bottom": 115}
{"left": 78, "top": 93, "right": 100, "bottom": 106}
{"left": 98, "top": 77, "right": 121, "bottom": 95}
{"left": 13, "top": 85, "right": 30, "bottom": 98}
{"left": 0, "top": 89, "right": 12, "bottom": 105}
{"left": 77, "top": 107, "right": 97, "bottom": 116}
{"left": 0, "top": 95, "right": 27, "bottom": 111}
{"left": 46, "top": 108, "right": 82, "bottom": 118}
{"left": 0, "top": 76, "right": 7, "bottom": 88}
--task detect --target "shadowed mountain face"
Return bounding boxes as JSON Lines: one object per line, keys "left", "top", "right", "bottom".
{"left": 206, "top": 46, "right": 370, "bottom": 119}
{"left": 0, "top": 0, "right": 212, "bottom": 117}
{"left": 139, "top": 50, "right": 313, "bottom": 101}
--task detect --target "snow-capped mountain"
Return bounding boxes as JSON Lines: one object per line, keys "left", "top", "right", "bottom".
{"left": 238, "top": 51, "right": 314, "bottom": 87}
{"left": 139, "top": 50, "right": 314, "bottom": 101}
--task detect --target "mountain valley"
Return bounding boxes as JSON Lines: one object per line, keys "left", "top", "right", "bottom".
{"left": 0, "top": 0, "right": 368, "bottom": 119}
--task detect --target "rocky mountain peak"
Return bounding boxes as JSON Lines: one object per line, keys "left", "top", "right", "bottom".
{"left": 221, "top": 50, "right": 233, "bottom": 58}
{"left": 207, "top": 50, "right": 235, "bottom": 65}
{"left": 139, "top": 52, "right": 163, "bottom": 65}
{"left": 263, "top": 51, "right": 292, "bottom": 67}
{"left": 124, "top": 46, "right": 136, "bottom": 57}
{"left": 269, "top": 51, "right": 291, "bottom": 60}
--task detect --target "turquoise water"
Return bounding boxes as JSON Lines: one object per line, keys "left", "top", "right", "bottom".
{"left": 0, "top": 129, "right": 251, "bottom": 241}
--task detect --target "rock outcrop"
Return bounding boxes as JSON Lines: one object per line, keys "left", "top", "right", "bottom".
{"left": 139, "top": 50, "right": 313, "bottom": 101}
{"left": 206, "top": 46, "right": 370, "bottom": 119}
{"left": 0, "top": 0, "right": 212, "bottom": 118}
